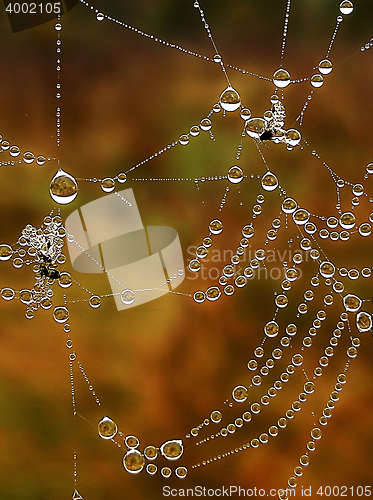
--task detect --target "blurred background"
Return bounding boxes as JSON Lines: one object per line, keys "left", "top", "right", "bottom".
{"left": 0, "top": 0, "right": 373, "bottom": 498}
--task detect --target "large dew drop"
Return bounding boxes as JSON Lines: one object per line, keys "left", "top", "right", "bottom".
{"left": 246, "top": 118, "right": 266, "bottom": 139}
{"left": 98, "top": 416, "right": 117, "bottom": 439}
{"left": 0, "top": 244, "right": 13, "bottom": 261}
{"left": 285, "top": 129, "right": 301, "bottom": 146}
{"left": 160, "top": 440, "right": 184, "bottom": 461}
{"left": 292, "top": 209, "right": 310, "bottom": 225}
{"left": 282, "top": 198, "right": 297, "bottom": 214}
{"left": 318, "top": 59, "right": 333, "bottom": 75}
{"left": 264, "top": 320, "right": 280, "bottom": 337}
{"left": 121, "top": 289, "right": 135, "bottom": 305}
{"left": 50, "top": 168, "right": 78, "bottom": 204}
{"left": 273, "top": 68, "right": 291, "bottom": 88}
{"left": 343, "top": 294, "right": 362, "bottom": 312}
{"left": 261, "top": 172, "right": 278, "bottom": 191}
{"left": 339, "top": 212, "right": 355, "bottom": 229}
{"left": 209, "top": 219, "right": 223, "bottom": 235}
{"left": 206, "top": 286, "right": 221, "bottom": 301}
{"left": 219, "top": 86, "right": 241, "bottom": 112}
{"left": 53, "top": 306, "right": 69, "bottom": 323}
{"left": 123, "top": 449, "right": 145, "bottom": 474}
{"left": 228, "top": 166, "right": 244, "bottom": 183}
{"left": 232, "top": 385, "right": 248, "bottom": 402}
{"left": 310, "top": 74, "right": 324, "bottom": 88}
{"left": 356, "top": 311, "right": 372, "bottom": 333}
{"left": 340, "top": 0, "right": 353, "bottom": 14}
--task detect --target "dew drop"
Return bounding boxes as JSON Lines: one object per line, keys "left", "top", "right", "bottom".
{"left": 53, "top": 306, "right": 69, "bottom": 323}
{"left": 219, "top": 86, "right": 241, "bottom": 112}
{"left": 50, "top": 168, "right": 78, "bottom": 204}
{"left": 246, "top": 118, "right": 266, "bottom": 139}
{"left": 261, "top": 172, "right": 278, "bottom": 191}
{"left": 121, "top": 289, "right": 135, "bottom": 305}
{"left": 160, "top": 440, "right": 184, "bottom": 461}
{"left": 0, "top": 244, "right": 13, "bottom": 261}
{"left": 227, "top": 165, "right": 244, "bottom": 184}
{"left": 209, "top": 219, "right": 223, "bottom": 235}
{"left": 273, "top": 68, "right": 291, "bottom": 88}
{"left": 340, "top": 0, "right": 353, "bottom": 14}
{"left": 98, "top": 416, "right": 117, "bottom": 439}
{"left": 123, "top": 449, "right": 145, "bottom": 474}
{"left": 318, "top": 59, "right": 333, "bottom": 75}
{"left": 101, "top": 178, "right": 115, "bottom": 193}
{"left": 89, "top": 295, "right": 101, "bottom": 308}
{"left": 310, "top": 74, "right": 324, "bottom": 88}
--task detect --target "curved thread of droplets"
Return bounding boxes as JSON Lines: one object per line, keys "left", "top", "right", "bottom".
{"left": 1, "top": 0, "right": 373, "bottom": 497}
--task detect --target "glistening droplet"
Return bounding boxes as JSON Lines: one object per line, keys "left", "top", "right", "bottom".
{"left": 50, "top": 168, "right": 78, "bottom": 204}
{"left": 219, "top": 86, "right": 241, "bottom": 112}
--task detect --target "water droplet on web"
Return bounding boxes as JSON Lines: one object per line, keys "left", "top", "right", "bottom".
{"left": 160, "top": 440, "right": 184, "bottom": 460}
{"left": 89, "top": 295, "right": 101, "bottom": 308}
{"left": 50, "top": 169, "right": 78, "bottom": 204}
{"left": 343, "top": 294, "right": 362, "bottom": 312}
{"left": 273, "top": 68, "right": 291, "bottom": 88}
{"left": 340, "top": 0, "right": 353, "bottom": 14}
{"left": 200, "top": 118, "right": 212, "bottom": 131}
{"left": 144, "top": 445, "right": 158, "bottom": 460}
{"left": 117, "top": 173, "right": 127, "bottom": 183}
{"left": 285, "top": 129, "right": 301, "bottom": 146}
{"left": 0, "top": 244, "right": 13, "bottom": 261}
{"left": 310, "top": 74, "right": 324, "bottom": 88}
{"left": 318, "top": 59, "right": 333, "bottom": 75}
{"left": 125, "top": 435, "right": 140, "bottom": 449}
{"left": 339, "top": 212, "right": 355, "bottom": 229}
{"left": 219, "top": 86, "right": 241, "bottom": 112}
{"left": 359, "top": 223, "right": 371, "bottom": 236}
{"left": 9, "top": 146, "right": 20, "bottom": 157}
{"left": 121, "top": 289, "right": 135, "bottom": 305}
{"left": 282, "top": 198, "right": 297, "bottom": 213}
{"left": 246, "top": 118, "right": 266, "bottom": 139}
{"left": 228, "top": 166, "right": 244, "bottom": 183}
{"left": 293, "top": 209, "right": 310, "bottom": 225}
{"left": 264, "top": 320, "right": 280, "bottom": 337}
{"left": 160, "top": 466, "right": 172, "bottom": 478}
{"left": 53, "top": 306, "right": 69, "bottom": 323}
{"left": 190, "top": 125, "right": 200, "bottom": 137}
{"left": 96, "top": 12, "right": 104, "bottom": 21}
{"left": 23, "top": 151, "right": 35, "bottom": 164}
{"left": 1, "top": 287, "right": 15, "bottom": 300}
{"left": 101, "top": 178, "right": 115, "bottom": 193}
{"left": 210, "top": 410, "right": 222, "bottom": 423}
{"left": 206, "top": 286, "right": 221, "bottom": 301}
{"left": 58, "top": 272, "right": 73, "bottom": 288}
{"left": 189, "top": 259, "right": 201, "bottom": 272}
{"left": 213, "top": 54, "right": 222, "bottom": 63}
{"left": 98, "top": 416, "right": 117, "bottom": 439}
{"left": 232, "top": 385, "right": 248, "bottom": 402}
{"left": 240, "top": 108, "right": 251, "bottom": 121}
{"left": 54, "top": 23, "right": 62, "bottom": 31}
{"left": 366, "top": 163, "right": 373, "bottom": 174}
{"left": 179, "top": 134, "right": 189, "bottom": 146}
{"left": 209, "top": 219, "right": 223, "bottom": 235}
{"left": 261, "top": 172, "right": 278, "bottom": 191}
{"left": 123, "top": 450, "right": 145, "bottom": 474}
{"left": 356, "top": 311, "right": 372, "bottom": 332}
{"left": 175, "top": 466, "right": 188, "bottom": 478}
{"left": 146, "top": 463, "right": 157, "bottom": 475}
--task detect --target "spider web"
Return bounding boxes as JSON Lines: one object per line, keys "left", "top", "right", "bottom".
{"left": 0, "top": 1, "right": 373, "bottom": 499}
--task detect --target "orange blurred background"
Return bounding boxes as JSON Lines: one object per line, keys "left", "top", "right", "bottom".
{"left": 0, "top": 1, "right": 373, "bottom": 498}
